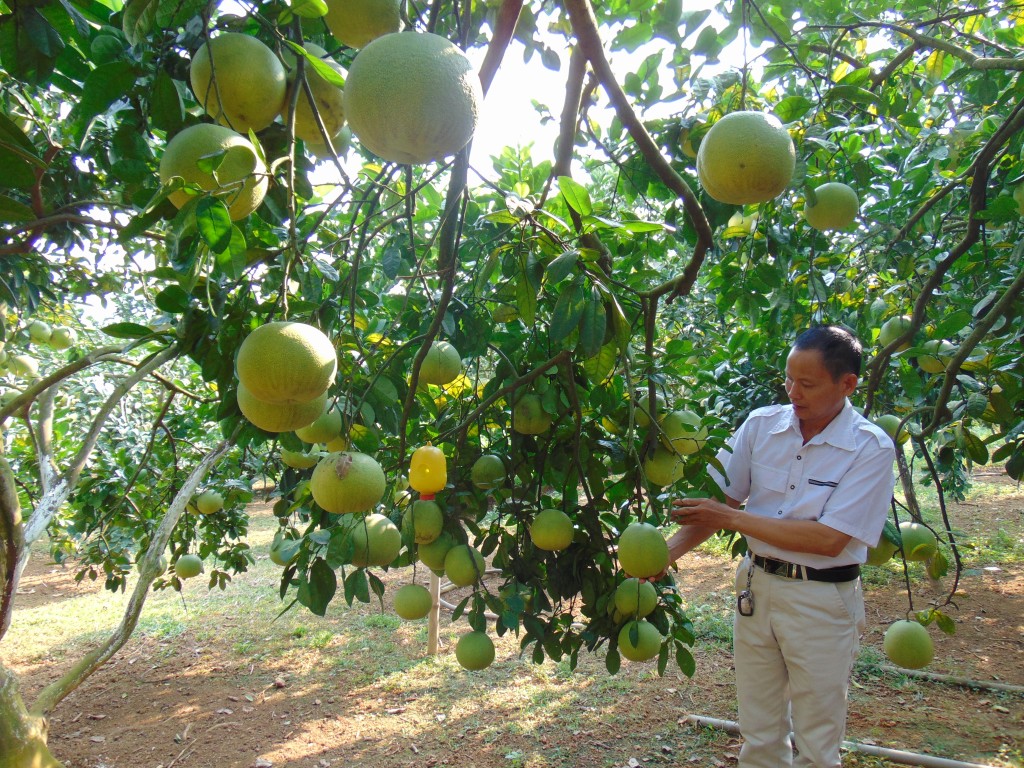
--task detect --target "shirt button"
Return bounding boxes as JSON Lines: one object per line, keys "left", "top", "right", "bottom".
{"left": 790, "top": 485, "right": 795, "bottom": 489}
{"left": 797, "top": 455, "right": 802, "bottom": 460}
{"left": 777, "top": 510, "right": 783, "bottom": 516}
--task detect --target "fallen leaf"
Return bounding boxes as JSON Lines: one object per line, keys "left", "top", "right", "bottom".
{"left": 253, "top": 759, "right": 273, "bottom": 768}
{"left": 89, "top": 736, "right": 105, "bottom": 743}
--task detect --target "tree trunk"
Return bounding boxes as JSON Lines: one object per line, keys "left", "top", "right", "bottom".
{"left": 896, "top": 446, "right": 921, "bottom": 518}
{"left": 0, "top": 665, "right": 63, "bottom": 768}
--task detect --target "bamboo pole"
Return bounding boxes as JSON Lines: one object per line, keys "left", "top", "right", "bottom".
{"left": 427, "top": 571, "right": 441, "bottom": 655}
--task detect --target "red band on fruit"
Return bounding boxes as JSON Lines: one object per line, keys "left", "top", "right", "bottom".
{"left": 420, "top": 493, "right": 435, "bottom": 501}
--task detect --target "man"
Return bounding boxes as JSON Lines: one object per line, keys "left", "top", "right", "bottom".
{"left": 668, "top": 325, "right": 896, "bottom": 768}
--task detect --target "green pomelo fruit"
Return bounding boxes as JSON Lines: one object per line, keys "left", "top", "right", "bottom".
{"left": 420, "top": 340, "right": 462, "bottom": 385}
{"left": 918, "top": 339, "right": 956, "bottom": 374}
{"left": 324, "top": 0, "right": 401, "bottom": 48}
{"left": 642, "top": 446, "right": 686, "bottom": 487}
{"left": 865, "top": 536, "right": 899, "bottom": 566}
{"left": 470, "top": 454, "right": 505, "bottom": 490}
{"left": 614, "top": 578, "right": 658, "bottom": 619}
{"left": 874, "top": 414, "right": 910, "bottom": 445}
{"left": 658, "top": 410, "right": 707, "bottom": 455}
{"left": 269, "top": 535, "right": 301, "bottom": 566}
{"left": 350, "top": 512, "right": 402, "bottom": 567}
{"left": 883, "top": 619, "right": 934, "bottom": 669}
{"left": 175, "top": 554, "right": 204, "bottom": 579}
{"left": 295, "top": 404, "right": 343, "bottom": 443}
{"left": 402, "top": 499, "right": 444, "bottom": 544}
{"left": 803, "top": 181, "right": 859, "bottom": 231}
{"left": 899, "top": 521, "right": 938, "bottom": 562}
{"left": 618, "top": 620, "right": 663, "bottom": 662}
{"left": 195, "top": 490, "right": 224, "bottom": 515}
{"left": 618, "top": 522, "right": 669, "bottom": 579}
{"left": 27, "top": 320, "right": 52, "bottom": 344}
{"left": 417, "top": 532, "right": 455, "bottom": 570}
{"left": 281, "top": 447, "right": 320, "bottom": 469}
{"left": 878, "top": 315, "right": 912, "bottom": 351}
{"left": 393, "top": 583, "right": 432, "bottom": 620}
{"left": 444, "top": 544, "right": 485, "bottom": 587}
{"left": 529, "top": 508, "right": 574, "bottom": 552}
{"left": 310, "top": 451, "right": 387, "bottom": 514}
{"left": 512, "top": 393, "right": 553, "bottom": 435}
{"left": 455, "top": 630, "right": 495, "bottom": 671}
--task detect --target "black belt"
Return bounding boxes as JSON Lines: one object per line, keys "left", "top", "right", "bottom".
{"left": 751, "top": 554, "right": 860, "bottom": 583}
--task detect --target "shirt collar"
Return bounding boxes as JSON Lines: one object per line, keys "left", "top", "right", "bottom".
{"left": 769, "top": 400, "right": 859, "bottom": 450}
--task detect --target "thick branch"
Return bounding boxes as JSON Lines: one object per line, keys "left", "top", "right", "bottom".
{"left": 29, "top": 428, "right": 240, "bottom": 717}
{"left": 477, "top": 0, "right": 523, "bottom": 94}
{"left": 562, "top": 0, "right": 714, "bottom": 302}
{"left": 0, "top": 454, "right": 22, "bottom": 641}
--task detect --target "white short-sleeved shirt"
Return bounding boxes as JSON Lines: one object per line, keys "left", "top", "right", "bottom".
{"left": 709, "top": 400, "right": 896, "bottom": 568}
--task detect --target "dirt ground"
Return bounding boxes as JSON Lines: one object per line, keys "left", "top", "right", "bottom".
{"left": 5, "top": 475, "right": 1024, "bottom": 768}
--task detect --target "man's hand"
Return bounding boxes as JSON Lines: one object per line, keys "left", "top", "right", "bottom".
{"left": 671, "top": 497, "right": 738, "bottom": 529}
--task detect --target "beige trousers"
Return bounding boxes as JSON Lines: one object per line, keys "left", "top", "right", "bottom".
{"left": 733, "top": 557, "right": 865, "bottom": 768}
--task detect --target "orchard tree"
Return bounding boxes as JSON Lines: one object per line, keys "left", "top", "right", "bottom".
{"left": 2, "top": 0, "right": 1023, "bottom": 764}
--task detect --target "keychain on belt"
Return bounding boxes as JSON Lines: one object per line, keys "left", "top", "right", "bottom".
{"left": 738, "top": 558, "right": 755, "bottom": 616}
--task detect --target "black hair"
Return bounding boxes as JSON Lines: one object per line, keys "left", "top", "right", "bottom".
{"left": 792, "top": 325, "right": 862, "bottom": 380}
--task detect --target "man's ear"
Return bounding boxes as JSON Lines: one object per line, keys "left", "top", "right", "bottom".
{"left": 842, "top": 373, "right": 859, "bottom": 396}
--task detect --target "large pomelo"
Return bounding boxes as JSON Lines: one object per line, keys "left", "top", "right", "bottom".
{"left": 420, "top": 340, "right": 462, "bottom": 386}
{"left": 618, "top": 522, "right": 669, "bottom": 579}
{"left": 899, "top": 521, "right": 938, "bottom": 561}
{"left": 657, "top": 410, "right": 707, "bottom": 455}
{"left": 642, "top": 446, "right": 686, "bottom": 487}
{"left": 512, "top": 393, "right": 553, "bottom": 435}
{"left": 190, "top": 33, "right": 287, "bottom": 133}
{"left": 455, "top": 630, "right": 495, "bottom": 671}
{"left": 402, "top": 499, "right": 444, "bottom": 544}
{"left": 614, "top": 578, "right": 658, "bottom": 619}
{"left": 878, "top": 315, "right": 913, "bottom": 351}
{"left": 803, "top": 182, "right": 859, "bottom": 231}
{"left": 618, "top": 620, "right": 663, "bottom": 662}
{"left": 175, "top": 553, "right": 204, "bottom": 579}
{"left": 343, "top": 32, "right": 482, "bottom": 164}
{"left": 324, "top": 0, "right": 401, "bottom": 49}
{"left": 285, "top": 42, "right": 347, "bottom": 145}
{"left": 470, "top": 454, "right": 505, "bottom": 490}
{"left": 918, "top": 339, "right": 956, "bottom": 374}
{"left": 310, "top": 451, "right": 387, "bottom": 514}
{"left": 529, "top": 509, "right": 574, "bottom": 552}
{"left": 350, "top": 512, "right": 401, "bottom": 567}
{"left": 393, "top": 583, "right": 432, "bottom": 620}
{"left": 195, "top": 490, "right": 224, "bottom": 515}
{"left": 696, "top": 111, "right": 796, "bottom": 205}
{"left": 237, "top": 383, "right": 327, "bottom": 433}
{"left": 444, "top": 544, "right": 485, "bottom": 587}
{"left": 865, "top": 536, "right": 899, "bottom": 566}
{"left": 417, "top": 531, "right": 455, "bottom": 570}
{"left": 236, "top": 321, "right": 337, "bottom": 404}
{"left": 295, "top": 403, "right": 344, "bottom": 444}
{"left": 160, "top": 123, "right": 268, "bottom": 221}
{"left": 883, "top": 620, "right": 934, "bottom": 669}
{"left": 874, "top": 414, "right": 910, "bottom": 445}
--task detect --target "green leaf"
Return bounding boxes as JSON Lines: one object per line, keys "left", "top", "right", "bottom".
{"left": 343, "top": 567, "right": 370, "bottom": 604}
{"left": 959, "top": 427, "right": 989, "bottom": 465}
{"left": 101, "top": 322, "right": 154, "bottom": 339}
{"left": 122, "top": 0, "right": 158, "bottom": 46}
{"left": 545, "top": 251, "right": 578, "bottom": 283}
{"left": 150, "top": 70, "right": 184, "bottom": 133}
{"left": 583, "top": 341, "right": 617, "bottom": 384}
{"left": 558, "top": 176, "right": 592, "bottom": 216}
{"left": 550, "top": 282, "right": 584, "bottom": 343}
{"left": 70, "top": 61, "right": 138, "bottom": 140}
{"left": 0, "top": 194, "right": 34, "bottom": 222}
{"left": 773, "top": 95, "right": 813, "bottom": 123}
{"left": 284, "top": 41, "right": 345, "bottom": 88}
{"left": 195, "top": 197, "right": 233, "bottom": 254}
{"left": 515, "top": 266, "right": 538, "bottom": 326}
{"left": 825, "top": 85, "right": 883, "bottom": 109}
{"left": 578, "top": 289, "right": 606, "bottom": 359}
{"left": 675, "top": 644, "right": 696, "bottom": 677}
{"left": 605, "top": 647, "right": 621, "bottom": 675}
{"left": 154, "top": 285, "right": 190, "bottom": 314}
{"left": 298, "top": 558, "right": 337, "bottom": 616}
{"left": 214, "top": 225, "right": 249, "bottom": 279}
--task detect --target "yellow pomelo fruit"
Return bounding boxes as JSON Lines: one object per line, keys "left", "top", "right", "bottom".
{"left": 696, "top": 111, "right": 796, "bottom": 205}
{"left": 281, "top": 446, "right": 320, "bottom": 469}
{"left": 324, "top": 0, "right": 401, "bottom": 49}
{"left": 618, "top": 522, "right": 669, "bottom": 579}
{"left": 195, "top": 490, "right": 224, "bottom": 515}
{"left": 417, "top": 531, "right": 455, "bottom": 570}
{"left": 444, "top": 544, "right": 485, "bottom": 587}
{"left": 918, "top": 339, "right": 956, "bottom": 374}
{"left": 635, "top": 394, "right": 657, "bottom": 428}
{"left": 658, "top": 410, "right": 707, "bottom": 455}
{"left": 455, "top": 630, "right": 495, "bottom": 671}
{"left": 614, "top": 578, "right": 658, "bottom": 619}
{"left": 8, "top": 354, "right": 38, "bottom": 378}
{"left": 530, "top": 509, "right": 574, "bottom": 552}
{"left": 618, "top": 620, "right": 663, "bottom": 662}
{"left": 393, "top": 583, "right": 432, "bottom": 620}
{"left": 803, "top": 182, "right": 859, "bottom": 231}
{"left": 237, "top": 383, "right": 328, "bottom": 433}
{"left": 350, "top": 512, "right": 402, "bottom": 567}
{"left": 874, "top": 414, "right": 910, "bottom": 445}
{"left": 878, "top": 315, "right": 913, "bottom": 351}
{"left": 190, "top": 33, "right": 287, "bottom": 133}
{"left": 512, "top": 393, "right": 553, "bottom": 435}
{"left": 285, "top": 43, "right": 347, "bottom": 145}
{"left": 295, "top": 403, "right": 343, "bottom": 443}
{"left": 883, "top": 620, "right": 934, "bottom": 669}
{"left": 236, "top": 321, "right": 337, "bottom": 404}
{"left": 470, "top": 454, "right": 505, "bottom": 490}
{"left": 310, "top": 451, "right": 387, "bottom": 514}
{"left": 343, "top": 32, "right": 482, "bottom": 164}
{"left": 325, "top": 434, "right": 350, "bottom": 452}
{"left": 160, "top": 123, "right": 269, "bottom": 221}
{"left": 865, "top": 536, "right": 899, "bottom": 566}
{"left": 420, "top": 341, "right": 462, "bottom": 386}
{"left": 175, "top": 553, "right": 204, "bottom": 579}
{"left": 642, "top": 446, "right": 686, "bottom": 487}
{"left": 899, "top": 521, "right": 938, "bottom": 561}
{"left": 402, "top": 499, "right": 444, "bottom": 544}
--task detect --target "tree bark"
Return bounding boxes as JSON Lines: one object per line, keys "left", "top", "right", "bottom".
{"left": 0, "top": 665, "right": 63, "bottom": 768}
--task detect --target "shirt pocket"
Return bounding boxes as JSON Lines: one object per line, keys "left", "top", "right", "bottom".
{"left": 750, "top": 461, "right": 789, "bottom": 501}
